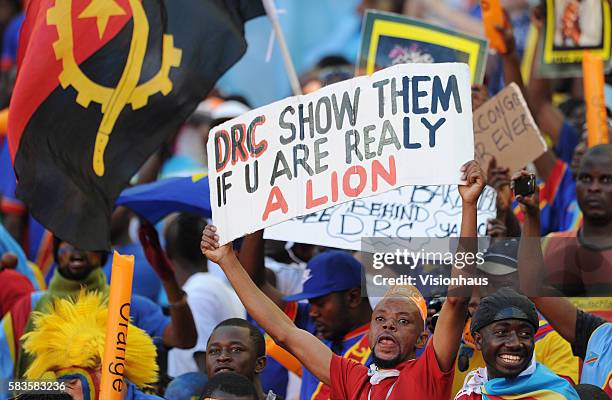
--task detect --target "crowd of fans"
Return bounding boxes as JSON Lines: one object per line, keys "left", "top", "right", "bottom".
{"left": 0, "top": 0, "right": 611, "bottom": 399}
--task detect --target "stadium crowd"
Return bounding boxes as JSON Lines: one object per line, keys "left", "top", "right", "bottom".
{"left": 0, "top": 0, "right": 611, "bottom": 399}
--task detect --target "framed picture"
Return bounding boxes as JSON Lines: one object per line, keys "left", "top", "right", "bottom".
{"left": 539, "top": 0, "right": 611, "bottom": 77}
{"left": 357, "top": 10, "right": 488, "bottom": 84}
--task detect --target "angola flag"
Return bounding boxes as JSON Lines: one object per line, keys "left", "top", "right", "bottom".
{"left": 7, "top": 0, "right": 264, "bottom": 250}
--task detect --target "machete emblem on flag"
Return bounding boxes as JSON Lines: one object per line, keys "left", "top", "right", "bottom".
{"left": 46, "top": 0, "right": 182, "bottom": 176}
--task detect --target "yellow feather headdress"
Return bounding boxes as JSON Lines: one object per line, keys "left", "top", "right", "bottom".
{"left": 21, "top": 289, "right": 158, "bottom": 388}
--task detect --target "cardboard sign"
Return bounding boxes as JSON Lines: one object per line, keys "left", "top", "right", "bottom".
{"left": 538, "top": 0, "right": 611, "bottom": 78}
{"left": 473, "top": 83, "right": 547, "bottom": 173}
{"left": 357, "top": 10, "right": 488, "bottom": 83}
{"left": 208, "top": 63, "right": 474, "bottom": 245}
{"left": 264, "top": 185, "right": 497, "bottom": 251}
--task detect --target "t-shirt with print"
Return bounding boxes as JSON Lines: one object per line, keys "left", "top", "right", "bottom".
{"left": 555, "top": 121, "right": 581, "bottom": 165}
{"left": 573, "top": 309, "right": 612, "bottom": 397}
{"left": 573, "top": 309, "right": 607, "bottom": 359}
{"left": 330, "top": 340, "right": 453, "bottom": 400}
{"left": 513, "top": 159, "right": 581, "bottom": 236}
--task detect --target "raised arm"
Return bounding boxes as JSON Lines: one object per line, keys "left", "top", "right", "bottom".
{"left": 514, "top": 170, "right": 577, "bottom": 343}
{"left": 201, "top": 227, "right": 333, "bottom": 385}
{"left": 487, "top": 157, "right": 521, "bottom": 237}
{"left": 138, "top": 220, "right": 197, "bottom": 349}
{"left": 238, "top": 230, "right": 286, "bottom": 309}
{"left": 495, "top": 12, "right": 559, "bottom": 181}
{"left": 525, "top": 8, "right": 568, "bottom": 147}
{"left": 433, "top": 160, "right": 485, "bottom": 372}
{"left": 496, "top": 14, "right": 530, "bottom": 106}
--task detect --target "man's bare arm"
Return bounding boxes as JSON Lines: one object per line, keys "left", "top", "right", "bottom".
{"left": 202, "top": 227, "right": 333, "bottom": 385}
{"left": 515, "top": 171, "right": 577, "bottom": 343}
{"left": 138, "top": 220, "right": 197, "bottom": 349}
{"left": 433, "top": 160, "right": 485, "bottom": 372}
{"left": 525, "top": 11, "right": 566, "bottom": 146}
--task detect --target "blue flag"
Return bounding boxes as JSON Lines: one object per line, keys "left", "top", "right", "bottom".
{"left": 116, "top": 174, "right": 211, "bottom": 223}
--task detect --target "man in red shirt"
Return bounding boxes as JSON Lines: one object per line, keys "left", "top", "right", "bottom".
{"left": 201, "top": 160, "right": 486, "bottom": 400}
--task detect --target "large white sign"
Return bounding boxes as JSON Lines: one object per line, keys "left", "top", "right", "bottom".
{"left": 208, "top": 63, "right": 474, "bottom": 244}
{"left": 264, "top": 185, "right": 496, "bottom": 250}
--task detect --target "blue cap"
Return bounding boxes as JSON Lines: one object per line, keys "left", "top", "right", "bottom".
{"left": 164, "top": 372, "right": 208, "bottom": 400}
{"left": 477, "top": 239, "right": 519, "bottom": 276}
{"left": 282, "top": 250, "right": 363, "bottom": 302}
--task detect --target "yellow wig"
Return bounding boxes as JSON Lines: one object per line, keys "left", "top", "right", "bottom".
{"left": 21, "top": 290, "right": 158, "bottom": 388}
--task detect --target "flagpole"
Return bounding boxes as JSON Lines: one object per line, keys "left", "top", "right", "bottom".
{"left": 261, "top": 0, "right": 303, "bottom": 96}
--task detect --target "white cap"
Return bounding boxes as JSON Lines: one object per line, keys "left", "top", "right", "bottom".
{"left": 210, "top": 100, "right": 250, "bottom": 121}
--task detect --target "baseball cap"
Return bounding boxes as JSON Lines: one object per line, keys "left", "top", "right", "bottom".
{"left": 164, "top": 372, "right": 208, "bottom": 400}
{"left": 210, "top": 100, "right": 250, "bottom": 121}
{"left": 477, "top": 238, "right": 519, "bottom": 276}
{"left": 282, "top": 250, "right": 362, "bottom": 302}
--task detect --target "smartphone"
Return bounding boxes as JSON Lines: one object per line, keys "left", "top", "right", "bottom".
{"left": 512, "top": 174, "right": 536, "bottom": 196}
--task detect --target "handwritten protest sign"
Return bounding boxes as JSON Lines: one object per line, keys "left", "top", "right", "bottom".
{"left": 264, "top": 185, "right": 496, "bottom": 251}
{"left": 208, "top": 63, "right": 474, "bottom": 245}
{"left": 538, "top": 0, "right": 611, "bottom": 78}
{"left": 357, "top": 10, "right": 487, "bottom": 83}
{"left": 474, "top": 83, "right": 547, "bottom": 173}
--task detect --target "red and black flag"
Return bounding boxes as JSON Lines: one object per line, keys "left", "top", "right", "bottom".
{"left": 8, "top": 0, "right": 264, "bottom": 250}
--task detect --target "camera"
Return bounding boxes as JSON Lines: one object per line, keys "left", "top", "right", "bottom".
{"left": 512, "top": 174, "right": 536, "bottom": 196}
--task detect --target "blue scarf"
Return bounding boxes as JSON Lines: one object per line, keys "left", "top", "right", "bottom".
{"left": 482, "top": 363, "right": 579, "bottom": 399}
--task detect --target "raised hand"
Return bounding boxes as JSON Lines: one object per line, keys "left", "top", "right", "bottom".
{"left": 530, "top": 3, "right": 545, "bottom": 31}
{"left": 487, "top": 218, "right": 508, "bottom": 240}
{"left": 511, "top": 170, "right": 540, "bottom": 218}
{"left": 459, "top": 160, "right": 486, "bottom": 206}
{"left": 200, "top": 225, "right": 234, "bottom": 266}
{"left": 471, "top": 84, "right": 490, "bottom": 111}
{"left": 138, "top": 218, "right": 175, "bottom": 281}
{"left": 487, "top": 157, "right": 512, "bottom": 212}
{"left": 494, "top": 9, "right": 516, "bottom": 56}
